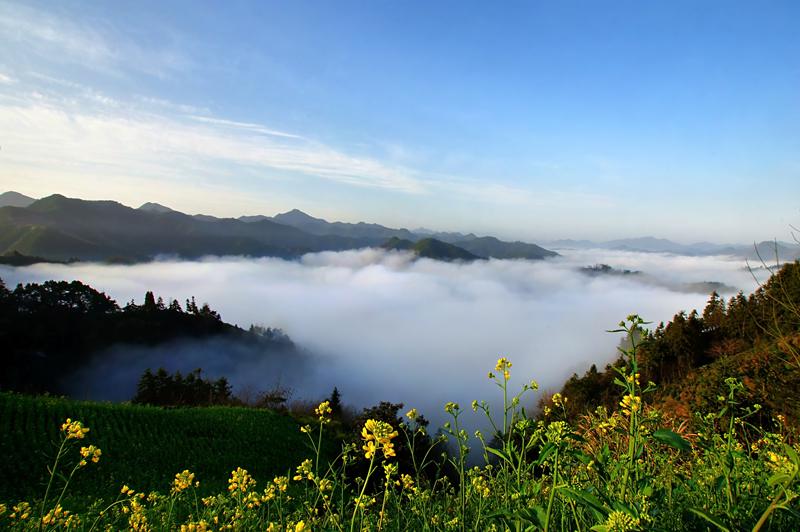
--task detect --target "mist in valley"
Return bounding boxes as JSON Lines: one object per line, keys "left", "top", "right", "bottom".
{"left": 0, "top": 248, "right": 762, "bottom": 430}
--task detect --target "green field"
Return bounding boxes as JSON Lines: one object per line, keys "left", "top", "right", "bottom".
{"left": 0, "top": 392, "right": 316, "bottom": 502}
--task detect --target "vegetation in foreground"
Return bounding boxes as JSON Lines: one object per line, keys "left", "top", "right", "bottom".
{"left": 2, "top": 316, "right": 799, "bottom": 531}
{"left": 0, "top": 393, "right": 321, "bottom": 504}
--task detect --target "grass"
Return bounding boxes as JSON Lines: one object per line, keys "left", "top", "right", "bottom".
{"left": 0, "top": 393, "right": 319, "bottom": 503}
{"left": 1, "top": 316, "right": 799, "bottom": 531}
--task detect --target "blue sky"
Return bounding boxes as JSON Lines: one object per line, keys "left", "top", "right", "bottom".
{"left": 0, "top": 0, "right": 798, "bottom": 243}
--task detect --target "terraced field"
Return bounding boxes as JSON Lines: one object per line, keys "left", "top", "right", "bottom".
{"left": 0, "top": 392, "right": 315, "bottom": 502}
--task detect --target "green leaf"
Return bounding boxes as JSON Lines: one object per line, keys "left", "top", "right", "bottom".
{"left": 652, "top": 429, "right": 691, "bottom": 451}
{"left": 688, "top": 508, "right": 730, "bottom": 532}
{"left": 784, "top": 443, "right": 800, "bottom": 466}
{"left": 484, "top": 446, "right": 513, "bottom": 465}
{"left": 535, "top": 443, "right": 556, "bottom": 465}
{"left": 560, "top": 487, "right": 610, "bottom": 518}
{"left": 768, "top": 473, "right": 792, "bottom": 487}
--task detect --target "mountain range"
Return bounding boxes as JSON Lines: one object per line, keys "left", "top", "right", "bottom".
{"left": 545, "top": 236, "right": 800, "bottom": 261}
{"left": 0, "top": 192, "right": 557, "bottom": 263}
{"left": 2, "top": 191, "right": 795, "bottom": 264}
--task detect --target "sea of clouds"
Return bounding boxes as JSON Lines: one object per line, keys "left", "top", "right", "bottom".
{"left": 0, "top": 248, "right": 763, "bottom": 430}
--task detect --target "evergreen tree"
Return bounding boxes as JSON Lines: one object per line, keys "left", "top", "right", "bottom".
{"left": 143, "top": 291, "right": 157, "bottom": 311}
{"left": 329, "top": 387, "right": 342, "bottom": 418}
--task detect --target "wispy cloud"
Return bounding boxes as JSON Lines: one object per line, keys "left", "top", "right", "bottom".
{"left": 187, "top": 116, "right": 304, "bottom": 140}
{"left": 0, "top": 2, "right": 190, "bottom": 78}
{"left": 0, "top": 83, "right": 428, "bottom": 196}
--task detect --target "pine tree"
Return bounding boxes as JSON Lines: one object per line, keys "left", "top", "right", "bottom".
{"left": 143, "top": 291, "right": 157, "bottom": 311}
{"left": 329, "top": 387, "right": 342, "bottom": 418}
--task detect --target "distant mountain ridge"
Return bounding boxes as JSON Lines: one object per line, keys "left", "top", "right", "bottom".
{"left": 0, "top": 193, "right": 557, "bottom": 263}
{"left": 0, "top": 194, "right": 368, "bottom": 262}
{"left": 546, "top": 236, "right": 800, "bottom": 261}
{"left": 0, "top": 191, "right": 36, "bottom": 208}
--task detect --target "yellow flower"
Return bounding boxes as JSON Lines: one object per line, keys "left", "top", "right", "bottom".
{"left": 399, "top": 473, "right": 414, "bottom": 490}
{"left": 294, "top": 521, "right": 306, "bottom": 532}
{"left": 180, "top": 521, "right": 209, "bottom": 532}
{"left": 444, "top": 402, "right": 459, "bottom": 415}
{"left": 61, "top": 418, "right": 90, "bottom": 440}
{"left": 551, "top": 393, "right": 567, "bottom": 408}
{"left": 80, "top": 445, "right": 102, "bottom": 464}
{"left": 471, "top": 475, "right": 490, "bottom": 498}
{"left": 620, "top": 394, "right": 642, "bottom": 416}
{"left": 382, "top": 441, "right": 396, "bottom": 459}
{"left": 172, "top": 470, "right": 196, "bottom": 494}
{"left": 315, "top": 400, "right": 333, "bottom": 422}
{"left": 274, "top": 476, "right": 289, "bottom": 492}
{"left": 406, "top": 408, "right": 418, "bottom": 421}
{"left": 361, "top": 419, "right": 397, "bottom": 459}
{"left": 495, "top": 357, "right": 512, "bottom": 380}
{"left": 605, "top": 510, "right": 639, "bottom": 531}
{"left": 10, "top": 502, "right": 31, "bottom": 520}
{"left": 363, "top": 440, "right": 378, "bottom": 460}
{"left": 294, "top": 458, "right": 314, "bottom": 481}
{"left": 228, "top": 467, "right": 255, "bottom": 494}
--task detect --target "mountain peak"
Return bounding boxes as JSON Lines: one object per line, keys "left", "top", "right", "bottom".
{"left": 0, "top": 191, "right": 36, "bottom": 208}
{"left": 274, "top": 209, "right": 326, "bottom": 224}
{"left": 138, "top": 202, "right": 175, "bottom": 214}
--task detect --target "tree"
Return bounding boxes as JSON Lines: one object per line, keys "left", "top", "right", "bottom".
{"left": 329, "top": 387, "right": 342, "bottom": 418}
{"left": 143, "top": 291, "right": 157, "bottom": 311}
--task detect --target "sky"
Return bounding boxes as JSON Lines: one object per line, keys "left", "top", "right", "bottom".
{"left": 0, "top": 0, "right": 799, "bottom": 243}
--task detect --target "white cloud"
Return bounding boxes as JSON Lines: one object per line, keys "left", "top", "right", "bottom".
{"left": 0, "top": 93, "right": 428, "bottom": 195}
{"left": 187, "top": 115, "right": 304, "bottom": 139}
{"left": 0, "top": 2, "right": 190, "bottom": 78}
{"left": 0, "top": 249, "right": 759, "bottom": 430}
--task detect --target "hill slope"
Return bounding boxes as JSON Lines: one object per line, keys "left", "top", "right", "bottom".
{"left": 383, "top": 236, "right": 480, "bottom": 261}
{"left": 552, "top": 260, "right": 800, "bottom": 426}
{"left": 0, "top": 195, "right": 369, "bottom": 261}
{"left": 455, "top": 236, "right": 558, "bottom": 260}
{"left": 0, "top": 193, "right": 558, "bottom": 262}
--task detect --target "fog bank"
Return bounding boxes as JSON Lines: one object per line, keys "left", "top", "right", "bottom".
{"left": 1, "top": 249, "right": 759, "bottom": 427}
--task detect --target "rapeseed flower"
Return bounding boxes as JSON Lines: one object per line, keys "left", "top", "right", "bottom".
{"left": 620, "top": 394, "right": 642, "bottom": 416}
{"left": 315, "top": 400, "right": 333, "bottom": 422}
{"left": 61, "top": 418, "right": 90, "bottom": 440}
{"left": 444, "top": 402, "right": 460, "bottom": 415}
{"left": 495, "top": 357, "right": 512, "bottom": 380}
{"left": 605, "top": 510, "right": 640, "bottom": 531}
{"left": 361, "top": 419, "right": 398, "bottom": 459}
{"left": 172, "top": 470, "right": 197, "bottom": 494}
{"left": 228, "top": 467, "right": 255, "bottom": 494}
{"left": 551, "top": 393, "right": 567, "bottom": 408}
{"left": 293, "top": 458, "right": 314, "bottom": 481}
{"left": 79, "top": 445, "right": 102, "bottom": 465}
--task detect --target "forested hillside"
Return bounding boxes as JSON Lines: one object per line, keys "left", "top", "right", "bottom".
{"left": 552, "top": 260, "right": 800, "bottom": 427}
{"left": 0, "top": 277, "right": 295, "bottom": 395}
